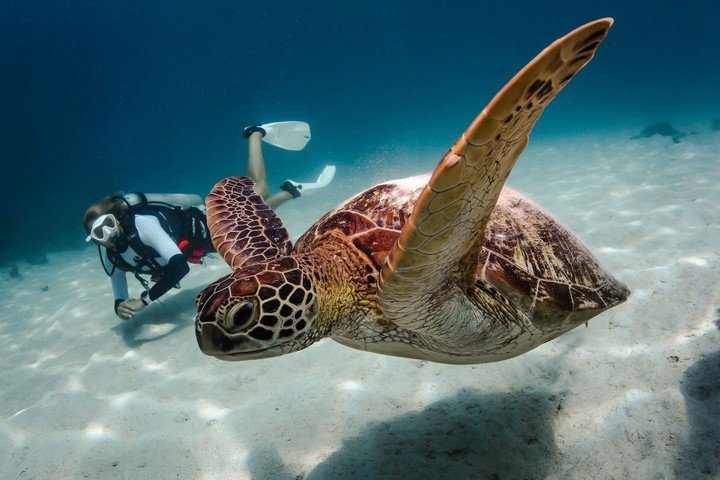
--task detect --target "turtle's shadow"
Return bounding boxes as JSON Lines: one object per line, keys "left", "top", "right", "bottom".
{"left": 675, "top": 349, "right": 720, "bottom": 479}
{"left": 245, "top": 446, "right": 297, "bottom": 480}
{"left": 110, "top": 286, "right": 202, "bottom": 348}
{"left": 248, "top": 387, "right": 561, "bottom": 480}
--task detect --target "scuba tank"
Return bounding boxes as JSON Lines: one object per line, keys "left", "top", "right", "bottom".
{"left": 121, "top": 193, "right": 205, "bottom": 212}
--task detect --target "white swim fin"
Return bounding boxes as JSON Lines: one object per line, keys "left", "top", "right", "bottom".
{"left": 282, "top": 165, "right": 336, "bottom": 197}
{"left": 256, "top": 121, "right": 311, "bottom": 151}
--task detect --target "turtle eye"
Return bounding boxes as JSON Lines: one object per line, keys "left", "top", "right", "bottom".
{"left": 226, "top": 301, "right": 255, "bottom": 332}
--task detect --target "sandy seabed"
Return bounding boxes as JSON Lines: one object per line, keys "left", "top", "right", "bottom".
{"left": 1, "top": 129, "right": 718, "bottom": 479}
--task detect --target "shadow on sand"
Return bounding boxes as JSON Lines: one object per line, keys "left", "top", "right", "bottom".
{"left": 110, "top": 286, "right": 202, "bottom": 348}
{"left": 246, "top": 446, "right": 299, "bottom": 480}
{"left": 675, "top": 349, "right": 720, "bottom": 479}
{"left": 246, "top": 387, "right": 561, "bottom": 480}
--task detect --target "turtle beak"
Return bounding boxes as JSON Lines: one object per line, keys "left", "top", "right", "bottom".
{"left": 195, "top": 322, "right": 285, "bottom": 360}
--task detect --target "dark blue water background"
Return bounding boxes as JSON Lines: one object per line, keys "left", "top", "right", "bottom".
{"left": 1, "top": 0, "right": 718, "bottom": 264}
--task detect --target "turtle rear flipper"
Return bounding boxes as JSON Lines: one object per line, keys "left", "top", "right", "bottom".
{"left": 378, "top": 19, "right": 615, "bottom": 339}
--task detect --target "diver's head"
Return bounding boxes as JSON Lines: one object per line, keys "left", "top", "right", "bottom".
{"left": 83, "top": 192, "right": 127, "bottom": 248}
{"left": 85, "top": 213, "right": 121, "bottom": 247}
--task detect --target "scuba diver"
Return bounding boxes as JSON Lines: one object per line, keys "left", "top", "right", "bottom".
{"left": 84, "top": 121, "right": 335, "bottom": 320}
{"left": 84, "top": 192, "right": 213, "bottom": 320}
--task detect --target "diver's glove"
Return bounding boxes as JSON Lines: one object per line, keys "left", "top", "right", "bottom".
{"left": 242, "top": 125, "right": 266, "bottom": 139}
{"left": 116, "top": 292, "right": 149, "bottom": 320}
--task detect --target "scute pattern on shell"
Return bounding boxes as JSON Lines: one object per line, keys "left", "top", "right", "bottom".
{"left": 295, "top": 179, "right": 422, "bottom": 250}
{"left": 299, "top": 174, "right": 626, "bottom": 321}
{"left": 206, "top": 176, "right": 292, "bottom": 270}
{"left": 295, "top": 177, "right": 425, "bottom": 270}
{"left": 478, "top": 187, "right": 629, "bottom": 328}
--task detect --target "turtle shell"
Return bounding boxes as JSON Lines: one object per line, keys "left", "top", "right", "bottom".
{"left": 295, "top": 174, "right": 628, "bottom": 323}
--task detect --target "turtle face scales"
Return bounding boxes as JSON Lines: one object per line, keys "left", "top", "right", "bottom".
{"left": 195, "top": 257, "right": 319, "bottom": 360}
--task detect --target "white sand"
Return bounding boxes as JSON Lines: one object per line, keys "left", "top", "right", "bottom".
{"left": 1, "top": 128, "right": 719, "bottom": 479}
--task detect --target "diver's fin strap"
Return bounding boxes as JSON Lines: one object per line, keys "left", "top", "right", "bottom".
{"left": 243, "top": 126, "right": 266, "bottom": 139}
{"left": 279, "top": 180, "right": 302, "bottom": 198}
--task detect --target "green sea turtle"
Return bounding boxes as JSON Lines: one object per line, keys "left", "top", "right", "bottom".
{"left": 195, "top": 18, "right": 629, "bottom": 364}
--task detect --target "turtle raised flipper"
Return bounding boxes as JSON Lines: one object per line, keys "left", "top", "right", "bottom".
{"left": 378, "top": 19, "right": 614, "bottom": 335}
{"left": 206, "top": 176, "right": 292, "bottom": 269}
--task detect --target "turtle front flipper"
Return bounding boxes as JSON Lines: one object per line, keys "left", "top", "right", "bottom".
{"left": 378, "top": 19, "right": 613, "bottom": 337}
{"left": 206, "top": 176, "right": 292, "bottom": 270}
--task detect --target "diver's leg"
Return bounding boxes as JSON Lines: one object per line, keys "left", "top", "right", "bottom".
{"left": 266, "top": 179, "right": 303, "bottom": 210}
{"left": 264, "top": 191, "right": 294, "bottom": 210}
{"left": 246, "top": 131, "right": 269, "bottom": 198}
{"left": 245, "top": 127, "right": 301, "bottom": 209}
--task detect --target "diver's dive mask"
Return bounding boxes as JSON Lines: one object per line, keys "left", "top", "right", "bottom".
{"left": 86, "top": 214, "right": 120, "bottom": 244}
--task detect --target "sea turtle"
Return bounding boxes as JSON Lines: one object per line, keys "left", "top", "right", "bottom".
{"left": 195, "top": 18, "right": 629, "bottom": 364}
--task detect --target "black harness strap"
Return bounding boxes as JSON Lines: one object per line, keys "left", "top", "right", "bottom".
{"left": 99, "top": 193, "right": 213, "bottom": 280}
{"left": 98, "top": 244, "right": 116, "bottom": 276}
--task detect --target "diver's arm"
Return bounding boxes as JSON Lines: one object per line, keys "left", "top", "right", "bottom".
{"left": 135, "top": 215, "right": 190, "bottom": 302}
{"left": 103, "top": 247, "right": 129, "bottom": 313}
{"left": 147, "top": 254, "right": 190, "bottom": 301}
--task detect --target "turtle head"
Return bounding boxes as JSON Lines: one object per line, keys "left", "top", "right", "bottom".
{"left": 195, "top": 256, "right": 320, "bottom": 361}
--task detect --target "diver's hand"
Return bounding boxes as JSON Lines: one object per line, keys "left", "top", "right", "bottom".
{"left": 116, "top": 298, "right": 146, "bottom": 320}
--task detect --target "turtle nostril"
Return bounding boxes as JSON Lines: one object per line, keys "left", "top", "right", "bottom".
{"left": 228, "top": 302, "right": 255, "bottom": 332}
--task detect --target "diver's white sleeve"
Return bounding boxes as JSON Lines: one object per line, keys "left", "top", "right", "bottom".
{"left": 134, "top": 215, "right": 182, "bottom": 265}
{"left": 103, "top": 247, "right": 129, "bottom": 300}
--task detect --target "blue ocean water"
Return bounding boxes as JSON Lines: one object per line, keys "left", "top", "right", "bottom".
{"left": 1, "top": 0, "right": 718, "bottom": 263}
{"left": 2, "top": 3, "right": 720, "bottom": 479}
